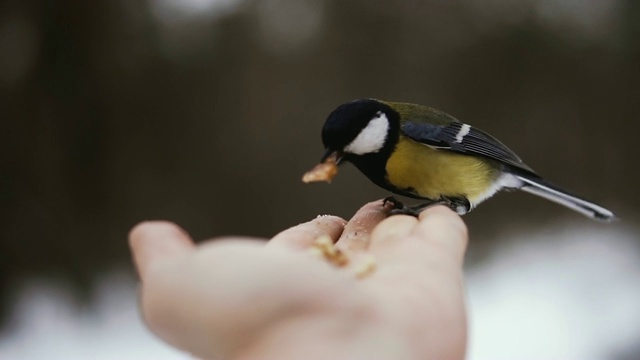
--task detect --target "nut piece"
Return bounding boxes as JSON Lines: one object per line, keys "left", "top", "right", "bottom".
{"left": 310, "top": 235, "right": 349, "bottom": 267}
{"left": 354, "top": 255, "right": 377, "bottom": 279}
{"left": 302, "top": 162, "right": 338, "bottom": 183}
{"left": 302, "top": 151, "right": 340, "bottom": 183}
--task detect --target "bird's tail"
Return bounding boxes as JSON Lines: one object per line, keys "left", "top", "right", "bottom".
{"left": 516, "top": 175, "right": 616, "bottom": 222}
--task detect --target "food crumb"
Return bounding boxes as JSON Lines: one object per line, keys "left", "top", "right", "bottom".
{"left": 310, "top": 235, "right": 349, "bottom": 267}
{"left": 354, "top": 255, "right": 377, "bottom": 279}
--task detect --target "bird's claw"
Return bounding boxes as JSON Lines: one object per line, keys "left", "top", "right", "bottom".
{"left": 382, "top": 196, "right": 405, "bottom": 210}
{"left": 382, "top": 196, "right": 471, "bottom": 217}
{"left": 383, "top": 196, "right": 422, "bottom": 217}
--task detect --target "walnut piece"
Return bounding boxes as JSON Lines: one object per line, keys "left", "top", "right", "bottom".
{"left": 302, "top": 162, "right": 338, "bottom": 183}
{"left": 302, "top": 152, "right": 340, "bottom": 183}
{"left": 309, "top": 235, "right": 349, "bottom": 267}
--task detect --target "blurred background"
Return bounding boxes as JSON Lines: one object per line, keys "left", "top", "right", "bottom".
{"left": 1, "top": 0, "right": 639, "bottom": 358}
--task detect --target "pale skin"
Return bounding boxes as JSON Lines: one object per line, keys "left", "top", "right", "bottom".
{"left": 129, "top": 200, "right": 468, "bottom": 360}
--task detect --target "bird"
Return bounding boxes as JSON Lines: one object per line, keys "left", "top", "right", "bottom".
{"left": 302, "top": 98, "right": 615, "bottom": 222}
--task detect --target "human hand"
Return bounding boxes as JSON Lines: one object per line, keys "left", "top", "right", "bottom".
{"left": 129, "top": 200, "right": 468, "bottom": 360}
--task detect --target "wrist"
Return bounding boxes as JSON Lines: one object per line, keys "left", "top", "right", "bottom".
{"left": 233, "top": 313, "right": 414, "bottom": 360}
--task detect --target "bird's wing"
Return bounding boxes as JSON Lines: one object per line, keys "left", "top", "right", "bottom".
{"left": 400, "top": 120, "right": 535, "bottom": 173}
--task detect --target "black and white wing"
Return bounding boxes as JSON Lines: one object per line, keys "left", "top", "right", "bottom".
{"left": 401, "top": 120, "right": 535, "bottom": 173}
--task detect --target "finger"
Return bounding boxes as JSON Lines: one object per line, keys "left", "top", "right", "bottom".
{"left": 413, "top": 205, "right": 468, "bottom": 267}
{"left": 268, "top": 215, "right": 346, "bottom": 251}
{"left": 368, "top": 214, "right": 418, "bottom": 252}
{"left": 129, "top": 221, "right": 195, "bottom": 281}
{"left": 371, "top": 205, "right": 468, "bottom": 269}
{"left": 335, "top": 199, "right": 390, "bottom": 253}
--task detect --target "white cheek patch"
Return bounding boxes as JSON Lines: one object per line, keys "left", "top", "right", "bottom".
{"left": 455, "top": 124, "right": 471, "bottom": 143}
{"left": 344, "top": 112, "right": 389, "bottom": 155}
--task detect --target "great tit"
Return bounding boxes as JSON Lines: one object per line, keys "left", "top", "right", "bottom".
{"left": 303, "top": 98, "right": 615, "bottom": 222}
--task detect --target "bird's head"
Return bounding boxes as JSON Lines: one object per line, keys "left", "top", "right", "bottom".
{"left": 303, "top": 99, "right": 400, "bottom": 183}
{"left": 321, "top": 99, "right": 400, "bottom": 163}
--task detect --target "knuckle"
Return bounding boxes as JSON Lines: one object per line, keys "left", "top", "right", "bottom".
{"left": 372, "top": 215, "right": 416, "bottom": 239}
{"left": 314, "top": 215, "right": 347, "bottom": 228}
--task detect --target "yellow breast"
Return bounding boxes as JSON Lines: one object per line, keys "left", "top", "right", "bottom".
{"left": 385, "top": 137, "right": 500, "bottom": 202}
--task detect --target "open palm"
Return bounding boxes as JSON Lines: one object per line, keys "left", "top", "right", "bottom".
{"left": 129, "top": 200, "right": 468, "bottom": 360}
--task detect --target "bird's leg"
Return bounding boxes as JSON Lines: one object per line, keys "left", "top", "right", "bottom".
{"left": 440, "top": 196, "right": 471, "bottom": 215}
{"left": 386, "top": 197, "right": 440, "bottom": 217}
{"left": 383, "top": 196, "right": 420, "bottom": 216}
{"left": 384, "top": 196, "right": 471, "bottom": 217}
{"left": 382, "top": 196, "right": 405, "bottom": 210}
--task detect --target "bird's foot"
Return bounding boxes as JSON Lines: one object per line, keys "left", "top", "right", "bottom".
{"left": 382, "top": 196, "right": 405, "bottom": 210}
{"left": 382, "top": 196, "right": 472, "bottom": 217}
{"left": 383, "top": 196, "right": 433, "bottom": 217}
{"left": 383, "top": 196, "right": 419, "bottom": 216}
{"left": 390, "top": 207, "right": 422, "bottom": 217}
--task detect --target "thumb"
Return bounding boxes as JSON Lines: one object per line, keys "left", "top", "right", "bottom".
{"left": 128, "top": 221, "right": 195, "bottom": 281}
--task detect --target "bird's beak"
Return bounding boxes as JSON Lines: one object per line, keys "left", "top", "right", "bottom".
{"left": 320, "top": 148, "right": 344, "bottom": 165}
{"left": 302, "top": 149, "right": 343, "bottom": 183}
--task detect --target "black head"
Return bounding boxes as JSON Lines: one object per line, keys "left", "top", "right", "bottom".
{"left": 321, "top": 99, "right": 400, "bottom": 162}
